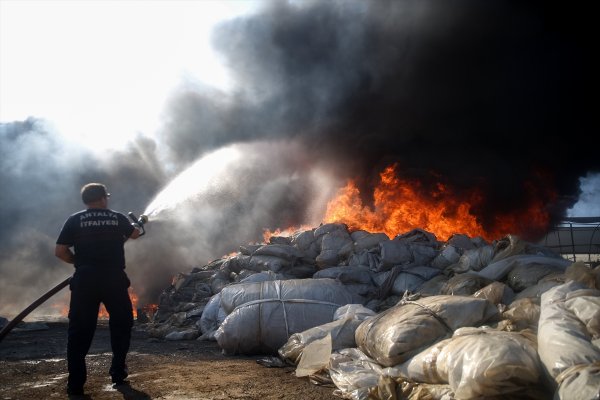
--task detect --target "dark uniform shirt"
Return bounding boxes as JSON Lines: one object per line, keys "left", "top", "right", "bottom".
{"left": 56, "top": 208, "right": 134, "bottom": 269}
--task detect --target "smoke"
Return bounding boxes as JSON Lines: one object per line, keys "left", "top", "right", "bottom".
{"left": 161, "top": 0, "right": 597, "bottom": 221}
{"left": 1, "top": 0, "right": 598, "bottom": 316}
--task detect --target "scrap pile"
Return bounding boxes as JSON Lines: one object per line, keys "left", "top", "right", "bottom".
{"left": 141, "top": 223, "right": 600, "bottom": 399}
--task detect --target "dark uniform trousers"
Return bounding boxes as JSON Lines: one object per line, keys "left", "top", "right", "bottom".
{"left": 67, "top": 266, "right": 133, "bottom": 389}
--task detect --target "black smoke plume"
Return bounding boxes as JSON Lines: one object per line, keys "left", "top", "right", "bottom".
{"left": 163, "top": 0, "right": 597, "bottom": 226}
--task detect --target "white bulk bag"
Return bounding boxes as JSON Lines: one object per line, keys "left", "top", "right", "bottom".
{"left": 215, "top": 278, "right": 360, "bottom": 355}
{"left": 398, "top": 327, "right": 543, "bottom": 399}
{"left": 355, "top": 295, "right": 498, "bottom": 367}
{"left": 538, "top": 281, "right": 600, "bottom": 397}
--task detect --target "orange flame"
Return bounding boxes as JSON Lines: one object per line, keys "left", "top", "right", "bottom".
{"left": 262, "top": 225, "right": 313, "bottom": 243}
{"left": 324, "top": 164, "right": 551, "bottom": 241}
{"left": 140, "top": 303, "right": 158, "bottom": 316}
{"left": 59, "top": 288, "right": 143, "bottom": 319}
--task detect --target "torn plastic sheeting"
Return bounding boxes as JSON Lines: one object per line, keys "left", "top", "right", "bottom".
{"left": 329, "top": 348, "right": 384, "bottom": 400}
{"left": 279, "top": 304, "right": 375, "bottom": 364}
{"left": 295, "top": 334, "right": 333, "bottom": 377}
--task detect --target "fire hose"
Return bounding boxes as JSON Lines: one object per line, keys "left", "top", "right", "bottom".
{"left": 0, "top": 277, "right": 71, "bottom": 342}
{"left": 0, "top": 212, "right": 148, "bottom": 343}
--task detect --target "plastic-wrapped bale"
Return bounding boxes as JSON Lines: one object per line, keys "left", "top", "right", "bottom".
{"left": 493, "top": 234, "right": 562, "bottom": 260}
{"left": 476, "top": 254, "right": 571, "bottom": 282}
{"left": 313, "top": 266, "right": 374, "bottom": 285}
{"left": 379, "top": 240, "right": 438, "bottom": 271}
{"left": 215, "top": 278, "right": 361, "bottom": 355}
{"left": 473, "top": 281, "right": 515, "bottom": 306}
{"left": 449, "top": 234, "right": 557, "bottom": 275}
{"left": 498, "top": 297, "right": 541, "bottom": 332}
{"left": 513, "top": 275, "right": 565, "bottom": 301}
{"left": 440, "top": 273, "right": 493, "bottom": 296}
{"left": 430, "top": 244, "right": 462, "bottom": 269}
{"left": 347, "top": 249, "right": 382, "bottom": 271}
{"left": 506, "top": 261, "right": 565, "bottom": 292}
{"left": 417, "top": 275, "right": 448, "bottom": 296}
{"left": 379, "top": 240, "right": 412, "bottom": 269}
{"left": 316, "top": 229, "right": 353, "bottom": 268}
{"left": 450, "top": 245, "right": 495, "bottom": 273}
{"left": 313, "top": 266, "right": 376, "bottom": 297}
{"left": 248, "top": 254, "right": 290, "bottom": 273}
{"left": 538, "top": 281, "right": 600, "bottom": 399}
{"left": 197, "top": 293, "right": 228, "bottom": 340}
{"left": 279, "top": 304, "right": 375, "bottom": 364}
{"left": 353, "top": 232, "right": 389, "bottom": 252}
{"left": 290, "top": 229, "right": 319, "bottom": 259}
{"left": 394, "top": 229, "right": 438, "bottom": 246}
{"left": 329, "top": 347, "right": 455, "bottom": 400}
{"left": 397, "top": 327, "right": 546, "bottom": 399}
{"left": 355, "top": 295, "right": 498, "bottom": 367}
{"left": 373, "top": 266, "right": 441, "bottom": 297}
{"left": 253, "top": 243, "right": 304, "bottom": 262}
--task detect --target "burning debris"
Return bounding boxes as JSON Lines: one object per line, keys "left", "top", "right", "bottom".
{"left": 139, "top": 223, "right": 600, "bottom": 399}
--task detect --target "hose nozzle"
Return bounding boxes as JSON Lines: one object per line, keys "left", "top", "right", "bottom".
{"left": 138, "top": 214, "right": 149, "bottom": 225}
{"left": 128, "top": 212, "right": 149, "bottom": 236}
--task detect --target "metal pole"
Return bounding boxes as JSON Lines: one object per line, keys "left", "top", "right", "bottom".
{"left": 569, "top": 222, "right": 576, "bottom": 262}
{"left": 0, "top": 276, "right": 71, "bottom": 342}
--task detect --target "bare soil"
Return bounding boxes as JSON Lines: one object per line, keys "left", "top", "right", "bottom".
{"left": 0, "top": 320, "right": 339, "bottom": 400}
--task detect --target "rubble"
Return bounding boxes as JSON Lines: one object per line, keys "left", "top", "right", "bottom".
{"left": 140, "top": 224, "right": 600, "bottom": 399}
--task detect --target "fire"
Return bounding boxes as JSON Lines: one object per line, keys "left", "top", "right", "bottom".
{"left": 324, "top": 164, "right": 551, "bottom": 241}
{"left": 140, "top": 303, "right": 158, "bottom": 316}
{"left": 263, "top": 225, "right": 313, "bottom": 243}
{"left": 98, "top": 289, "right": 139, "bottom": 319}
{"left": 58, "top": 288, "right": 146, "bottom": 319}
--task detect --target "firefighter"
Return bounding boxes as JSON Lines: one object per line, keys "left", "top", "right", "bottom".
{"left": 55, "top": 183, "right": 141, "bottom": 396}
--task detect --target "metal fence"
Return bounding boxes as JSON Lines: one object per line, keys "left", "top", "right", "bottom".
{"left": 539, "top": 217, "right": 600, "bottom": 266}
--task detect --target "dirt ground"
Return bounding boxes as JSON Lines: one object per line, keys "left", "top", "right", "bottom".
{"left": 0, "top": 320, "right": 339, "bottom": 400}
